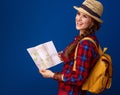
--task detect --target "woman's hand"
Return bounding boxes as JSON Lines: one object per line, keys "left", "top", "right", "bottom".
{"left": 39, "top": 69, "right": 54, "bottom": 78}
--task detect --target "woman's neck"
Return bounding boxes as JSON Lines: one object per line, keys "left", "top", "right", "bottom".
{"left": 79, "top": 30, "right": 86, "bottom": 36}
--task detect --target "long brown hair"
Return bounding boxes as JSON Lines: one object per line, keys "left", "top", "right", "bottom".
{"left": 64, "top": 19, "right": 101, "bottom": 60}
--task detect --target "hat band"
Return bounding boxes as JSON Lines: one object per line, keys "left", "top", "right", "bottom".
{"left": 81, "top": 4, "right": 100, "bottom": 18}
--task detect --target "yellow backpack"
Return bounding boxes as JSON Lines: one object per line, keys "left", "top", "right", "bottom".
{"left": 73, "top": 37, "right": 112, "bottom": 94}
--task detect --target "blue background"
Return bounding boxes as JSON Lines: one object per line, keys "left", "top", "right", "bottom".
{"left": 1, "top": 0, "right": 120, "bottom": 95}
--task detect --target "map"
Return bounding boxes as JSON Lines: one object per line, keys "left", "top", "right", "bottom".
{"left": 27, "top": 41, "right": 62, "bottom": 70}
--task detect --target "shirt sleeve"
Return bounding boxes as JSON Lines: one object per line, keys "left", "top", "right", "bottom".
{"left": 63, "top": 40, "right": 94, "bottom": 86}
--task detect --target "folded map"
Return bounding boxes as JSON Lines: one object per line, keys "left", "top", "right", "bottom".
{"left": 27, "top": 41, "right": 62, "bottom": 70}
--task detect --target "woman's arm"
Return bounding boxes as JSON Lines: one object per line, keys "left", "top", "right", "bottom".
{"left": 62, "top": 40, "right": 94, "bottom": 86}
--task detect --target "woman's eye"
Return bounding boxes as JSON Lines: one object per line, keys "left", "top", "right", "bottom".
{"left": 83, "top": 15, "right": 88, "bottom": 18}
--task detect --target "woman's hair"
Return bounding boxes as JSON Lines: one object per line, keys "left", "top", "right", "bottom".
{"left": 82, "top": 18, "right": 101, "bottom": 38}
{"left": 64, "top": 19, "right": 101, "bottom": 59}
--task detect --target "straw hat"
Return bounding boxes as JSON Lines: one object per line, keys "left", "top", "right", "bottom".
{"left": 74, "top": 0, "right": 103, "bottom": 23}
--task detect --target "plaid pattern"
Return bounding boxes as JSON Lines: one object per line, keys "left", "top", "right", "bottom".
{"left": 59, "top": 34, "right": 99, "bottom": 95}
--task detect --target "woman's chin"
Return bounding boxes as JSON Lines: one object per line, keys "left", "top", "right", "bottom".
{"left": 76, "top": 27, "right": 80, "bottom": 30}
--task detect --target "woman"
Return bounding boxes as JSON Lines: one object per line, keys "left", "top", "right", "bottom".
{"left": 39, "top": 0, "right": 104, "bottom": 95}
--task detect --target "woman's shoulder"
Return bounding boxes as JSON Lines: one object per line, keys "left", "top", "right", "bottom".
{"left": 79, "top": 34, "right": 99, "bottom": 48}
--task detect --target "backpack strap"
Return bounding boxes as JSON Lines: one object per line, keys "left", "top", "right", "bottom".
{"left": 73, "top": 37, "right": 107, "bottom": 71}
{"left": 81, "top": 37, "right": 106, "bottom": 55}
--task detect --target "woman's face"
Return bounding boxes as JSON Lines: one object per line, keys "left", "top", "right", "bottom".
{"left": 75, "top": 11, "right": 93, "bottom": 31}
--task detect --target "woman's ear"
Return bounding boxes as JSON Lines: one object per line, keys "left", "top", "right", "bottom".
{"left": 89, "top": 22, "right": 94, "bottom": 29}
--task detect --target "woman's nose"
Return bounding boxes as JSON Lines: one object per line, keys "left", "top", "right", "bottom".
{"left": 77, "top": 15, "right": 82, "bottom": 21}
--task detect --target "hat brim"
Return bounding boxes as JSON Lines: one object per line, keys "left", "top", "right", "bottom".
{"left": 73, "top": 6, "right": 103, "bottom": 23}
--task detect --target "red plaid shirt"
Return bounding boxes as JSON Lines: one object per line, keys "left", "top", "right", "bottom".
{"left": 58, "top": 34, "right": 99, "bottom": 95}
